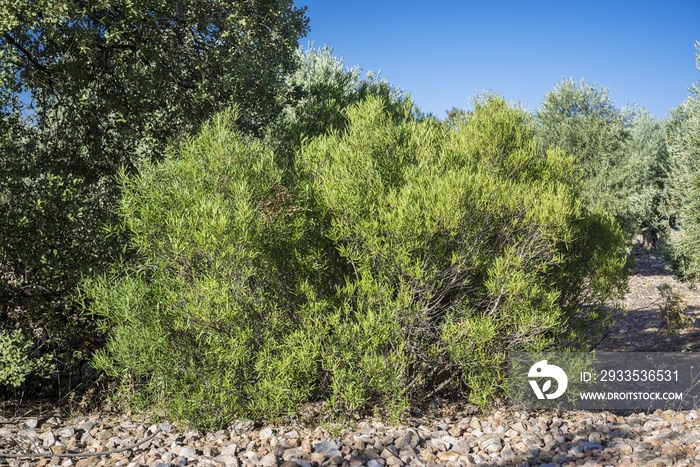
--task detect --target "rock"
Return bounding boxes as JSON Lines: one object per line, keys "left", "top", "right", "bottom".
{"left": 428, "top": 438, "right": 448, "bottom": 451}
{"left": 181, "top": 446, "right": 198, "bottom": 460}
{"left": 45, "top": 417, "right": 60, "bottom": 427}
{"left": 478, "top": 433, "right": 502, "bottom": 453}
{"left": 159, "top": 423, "right": 173, "bottom": 433}
{"left": 328, "top": 454, "right": 345, "bottom": 464}
{"left": 612, "top": 442, "right": 634, "bottom": 455}
{"left": 232, "top": 419, "right": 255, "bottom": 434}
{"left": 500, "top": 445, "right": 516, "bottom": 461}
{"left": 440, "top": 435, "right": 460, "bottom": 448}
{"left": 259, "top": 453, "right": 279, "bottom": 466}
{"left": 551, "top": 454, "right": 573, "bottom": 464}
{"left": 381, "top": 445, "right": 399, "bottom": 458}
{"left": 21, "top": 418, "right": 39, "bottom": 429}
{"left": 511, "top": 421, "right": 527, "bottom": 433}
{"left": 365, "top": 447, "right": 380, "bottom": 460}
{"left": 95, "top": 430, "right": 111, "bottom": 441}
{"left": 434, "top": 421, "right": 448, "bottom": 431}
{"left": 314, "top": 439, "right": 339, "bottom": 454}
{"left": 80, "top": 431, "right": 94, "bottom": 444}
{"left": 42, "top": 432, "right": 55, "bottom": 447}
{"left": 437, "top": 451, "right": 460, "bottom": 462}
{"left": 453, "top": 438, "right": 473, "bottom": 454}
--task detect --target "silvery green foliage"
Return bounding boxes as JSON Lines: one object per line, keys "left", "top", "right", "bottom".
{"left": 286, "top": 44, "right": 364, "bottom": 110}
{"left": 535, "top": 78, "right": 635, "bottom": 214}
{"left": 265, "top": 44, "right": 415, "bottom": 166}
{"left": 534, "top": 78, "right": 678, "bottom": 244}
{"left": 663, "top": 43, "right": 700, "bottom": 283}
{"left": 536, "top": 78, "right": 635, "bottom": 166}
{"left": 611, "top": 110, "right": 671, "bottom": 244}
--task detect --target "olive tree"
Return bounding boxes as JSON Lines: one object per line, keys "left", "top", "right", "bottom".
{"left": 663, "top": 43, "right": 700, "bottom": 283}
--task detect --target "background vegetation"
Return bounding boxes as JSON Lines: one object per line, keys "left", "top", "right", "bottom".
{"left": 662, "top": 43, "right": 700, "bottom": 284}
{"left": 1, "top": 0, "right": 698, "bottom": 430}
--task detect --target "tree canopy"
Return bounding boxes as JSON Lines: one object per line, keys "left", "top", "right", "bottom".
{"left": 1, "top": 0, "right": 309, "bottom": 172}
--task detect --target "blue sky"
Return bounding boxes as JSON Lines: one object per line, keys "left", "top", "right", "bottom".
{"left": 295, "top": 1, "right": 700, "bottom": 120}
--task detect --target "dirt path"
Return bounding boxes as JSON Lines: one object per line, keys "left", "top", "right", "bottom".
{"left": 594, "top": 237, "right": 700, "bottom": 352}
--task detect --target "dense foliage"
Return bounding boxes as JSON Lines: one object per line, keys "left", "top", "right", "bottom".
{"left": 1, "top": 0, "right": 309, "bottom": 139}
{"left": 662, "top": 43, "right": 700, "bottom": 283}
{"left": 86, "top": 97, "right": 628, "bottom": 428}
{"left": 534, "top": 78, "right": 671, "bottom": 244}
{"left": 615, "top": 110, "right": 672, "bottom": 245}
{"left": 0, "top": 0, "right": 308, "bottom": 391}
{"left": 535, "top": 79, "right": 633, "bottom": 213}
{"left": 5, "top": 2, "right": 694, "bottom": 425}
{"left": 264, "top": 44, "right": 420, "bottom": 168}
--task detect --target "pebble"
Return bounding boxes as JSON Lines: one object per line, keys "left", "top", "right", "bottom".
{"left": 0, "top": 408, "right": 700, "bottom": 466}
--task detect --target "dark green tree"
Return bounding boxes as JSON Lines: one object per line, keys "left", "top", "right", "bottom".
{"left": 1, "top": 0, "right": 309, "bottom": 165}
{"left": 0, "top": 0, "right": 308, "bottom": 393}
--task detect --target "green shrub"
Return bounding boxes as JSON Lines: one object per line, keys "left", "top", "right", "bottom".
{"left": 85, "top": 108, "right": 317, "bottom": 428}
{"left": 87, "top": 98, "right": 628, "bottom": 428}
{"left": 299, "top": 95, "right": 629, "bottom": 408}
{"left": 0, "top": 329, "right": 56, "bottom": 388}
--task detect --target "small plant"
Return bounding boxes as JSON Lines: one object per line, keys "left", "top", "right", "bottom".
{"left": 657, "top": 283, "right": 692, "bottom": 336}
{"left": 0, "top": 329, "right": 55, "bottom": 388}
{"left": 318, "top": 418, "right": 356, "bottom": 437}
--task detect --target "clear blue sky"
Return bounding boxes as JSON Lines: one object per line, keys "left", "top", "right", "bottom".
{"left": 295, "top": 1, "right": 700, "bottom": 120}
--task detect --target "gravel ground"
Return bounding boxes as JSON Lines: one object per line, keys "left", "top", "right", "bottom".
{"left": 1, "top": 402, "right": 699, "bottom": 466}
